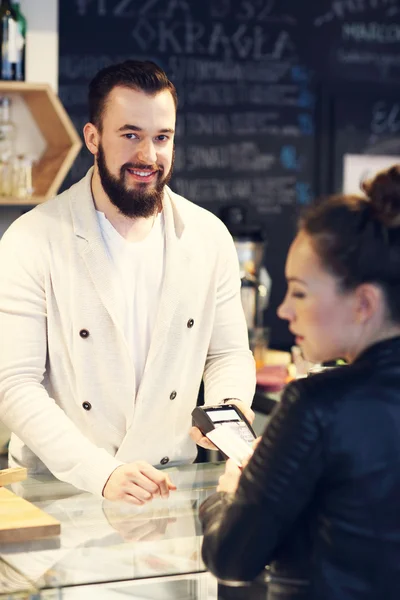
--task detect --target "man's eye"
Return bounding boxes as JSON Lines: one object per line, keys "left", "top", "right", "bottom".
{"left": 124, "top": 133, "right": 138, "bottom": 140}
{"left": 156, "top": 135, "right": 169, "bottom": 141}
{"left": 292, "top": 291, "right": 305, "bottom": 299}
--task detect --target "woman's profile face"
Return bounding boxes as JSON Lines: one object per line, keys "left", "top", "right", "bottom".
{"left": 277, "top": 231, "right": 358, "bottom": 364}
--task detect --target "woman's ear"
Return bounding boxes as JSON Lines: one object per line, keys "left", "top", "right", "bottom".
{"left": 354, "top": 283, "right": 383, "bottom": 324}
{"left": 83, "top": 122, "right": 100, "bottom": 156}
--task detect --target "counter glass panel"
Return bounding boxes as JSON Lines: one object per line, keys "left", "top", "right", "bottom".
{"left": 0, "top": 462, "right": 225, "bottom": 597}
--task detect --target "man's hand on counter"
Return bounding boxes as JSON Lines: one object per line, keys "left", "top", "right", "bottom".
{"left": 190, "top": 399, "right": 255, "bottom": 451}
{"left": 102, "top": 462, "right": 177, "bottom": 505}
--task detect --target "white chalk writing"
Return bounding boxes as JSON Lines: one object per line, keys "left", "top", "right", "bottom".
{"left": 342, "top": 21, "right": 400, "bottom": 42}
{"left": 314, "top": 0, "right": 398, "bottom": 27}
{"left": 184, "top": 111, "right": 305, "bottom": 136}
{"left": 131, "top": 21, "right": 296, "bottom": 61}
{"left": 170, "top": 56, "right": 291, "bottom": 83}
{"left": 371, "top": 101, "right": 400, "bottom": 135}
{"left": 183, "top": 142, "right": 275, "bottom": 171}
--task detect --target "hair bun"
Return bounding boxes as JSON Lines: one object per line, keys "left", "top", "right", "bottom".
{"left": 362, "top": 164, "right": 400, "bottom": 227}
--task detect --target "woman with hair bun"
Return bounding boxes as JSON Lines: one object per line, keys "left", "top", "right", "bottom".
{"left": 200, "top": 165, "right": 400, "bottom": 600}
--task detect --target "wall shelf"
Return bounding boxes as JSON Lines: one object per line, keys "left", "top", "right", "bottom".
{"left": 0, "top": 82, "right": 82, "bottom": 206}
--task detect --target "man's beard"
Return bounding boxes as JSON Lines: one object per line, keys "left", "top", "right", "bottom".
{"left": 96, "top": 144, "right": 174, "bottom": 218}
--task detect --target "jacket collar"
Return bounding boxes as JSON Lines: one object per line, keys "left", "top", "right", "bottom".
{"left": 69, "top": 167, "right": 101, "bottom": 243}
{"left": 69, "top": 167, "right": 186, "bottom": 242}
{"left": 353, "top": 336, "right": 400, "bottom": 368}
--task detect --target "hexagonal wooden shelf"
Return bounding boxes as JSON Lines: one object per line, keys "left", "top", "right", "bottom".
{"left": 0, "top": 81, "right": 82, "bottom": 205}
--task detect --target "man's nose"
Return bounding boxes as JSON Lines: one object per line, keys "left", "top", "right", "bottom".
{"left": 136, "top": 139, "right": 157, "bottom": 165}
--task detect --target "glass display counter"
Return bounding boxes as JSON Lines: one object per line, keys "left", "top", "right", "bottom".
{"left": 0, "top": 462, "right": 225, "bottom": 599}
{"left": 0, "top": 560, "right": 37, "bottom": 599}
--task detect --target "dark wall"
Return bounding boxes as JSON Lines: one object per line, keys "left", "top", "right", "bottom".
{"left": 59, "top": 0, "right": 400, "bottom": 349}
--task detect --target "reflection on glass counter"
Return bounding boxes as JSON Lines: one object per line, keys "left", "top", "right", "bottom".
{"left": 0, "top": 462, "right": 225, "bottom": 597}
{"left": 39, "top": 572, "right": 218, "bottom": 600}
{"left": 0, "top": 559, "right": 37, "bottom": 599}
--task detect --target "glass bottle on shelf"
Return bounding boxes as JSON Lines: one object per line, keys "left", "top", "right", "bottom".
{"left": 12, "top": 154, "right": 34, "bottom": 199}
{"left": 0, "top": 95, "right": 15, "bottom": 196}
{"left": 11, "top": 0, "right": 25, "bottom": 80}
{"left": 0, "top": 0, "right": 19, "bottom": 81}
{"left": 0, "top": 96, "right": 15, "bottom": 159}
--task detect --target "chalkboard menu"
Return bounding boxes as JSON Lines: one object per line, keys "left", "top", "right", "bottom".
{"left": 58, "top": 0, "right": 316, "bottom": 347}
{"left": 331, "top": 84, "right": 400, "bottom": 191}
{"left": 304, "top": 0, "right": 400, "bottom": 83}
{"left": 58, "top": 0, "right": 400, "bottom": 348}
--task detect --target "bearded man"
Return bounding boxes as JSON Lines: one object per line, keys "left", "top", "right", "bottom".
{"left": 0, "top": 60, "right": 255, "bottom": 503}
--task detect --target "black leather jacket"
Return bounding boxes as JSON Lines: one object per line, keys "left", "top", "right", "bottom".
{"left": 200, "top": 337, "right": 400, "bottom": 600}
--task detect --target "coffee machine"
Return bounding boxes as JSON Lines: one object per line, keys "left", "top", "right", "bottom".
{"left": 219, "top": 205, "right": 271, "bottom": 331}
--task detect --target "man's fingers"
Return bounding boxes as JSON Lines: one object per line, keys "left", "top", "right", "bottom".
{"left": 166, "top": 474, "right": 177, "bottom": 490}
{"left": 189, "top": 425, "right": 203, "bottom": 444}
{"left": 103, "top": 462, "right": 177, "bottom": 504}
{"left": 189, "top": 426, "right": 218, "bottom": 450}
{"left": 247, "top": 407, "right": 255, "bottom": 423}
{"left": 123, "top": 482, "right": 155, "bottom": 503}
{"left": 242, "top": 405, "right": 255, "bottom": 423}
{"left": 229, "top": 400, "right": 255, "bottom": 424}
{"left": 199, "top": 435, "right": 218, "bottom": 450}
{"left": 124, "top": 470, "right": 161, "bottom": 496}
{"left": 123, "top": 493, "right": 145, "bottom": 506}
{"left": 136, "top": 463, "right": 176, "bottom": 498}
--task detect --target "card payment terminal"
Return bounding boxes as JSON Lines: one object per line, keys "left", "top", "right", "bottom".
{"left": 192, "top": 404, "right": 256, "bottom": 465}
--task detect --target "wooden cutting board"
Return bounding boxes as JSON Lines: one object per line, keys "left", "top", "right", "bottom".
{"left": 0, "top": 467, "right": 28, "bottom": 487}
{"left": 0, "top": 468, "right": 61, "bottom": 544}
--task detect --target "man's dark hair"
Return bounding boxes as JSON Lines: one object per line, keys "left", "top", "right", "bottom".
{"left": 88, "top": 59, "right": 178, "bottom": 129}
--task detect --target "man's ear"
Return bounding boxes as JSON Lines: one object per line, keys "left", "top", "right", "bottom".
{"left": 354, "top": 283, "right": 382, "bottom": 324}
{"left": 83, "top": 122, "right": 100, "bottom": 156}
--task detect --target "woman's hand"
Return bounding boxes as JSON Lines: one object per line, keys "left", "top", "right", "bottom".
{"left": 241, "top": 435, "right": 262, "bottom": 469}
{"left": 216, "top": 436, "right": 262, "bottom": 494}
{"left": 216, "top": 459, "right": 242, "bottom": 494}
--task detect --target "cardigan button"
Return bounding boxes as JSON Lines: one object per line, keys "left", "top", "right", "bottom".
{"left": 169, "top": 391, "right": 177, "bottom": 400}
{"left": 187, "top": 318, "right": 194, "bottom": 328}
{"left": 79, "top": 329, "right": 90, "bottom": 338}
{"left": 82, "top": 401, "right": 92, "bottom": 411}
{"left": 160, "top": 456, "right": 169, "bottom": 465}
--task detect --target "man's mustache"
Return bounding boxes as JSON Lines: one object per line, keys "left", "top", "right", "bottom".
{"left": 121, "top": 163, "right": 162, "bottom": 173}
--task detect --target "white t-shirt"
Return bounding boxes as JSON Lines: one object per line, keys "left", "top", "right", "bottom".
{"left": 96, "top": 211, "right": 165, "bottom": 396}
